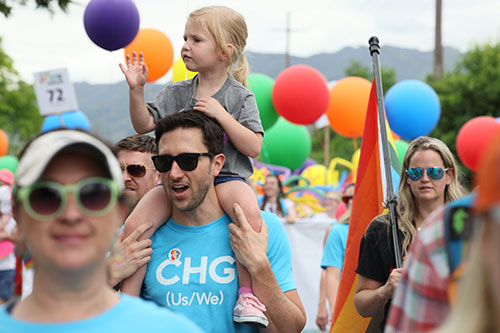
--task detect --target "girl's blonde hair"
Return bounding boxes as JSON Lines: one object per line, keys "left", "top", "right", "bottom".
{"left": 397, "top": 136, "right": 467, "bottom": 254}
{"left": 436, "top": 221, "right": 495, "bottom": 332}
{"left": 189, "top": 6, "right": 250, "bottom": 87}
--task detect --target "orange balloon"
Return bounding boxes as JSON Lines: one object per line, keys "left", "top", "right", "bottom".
{"left": 0, "top": 130, "right": 8, "bottom": 156}
{"left": 124, "top": 28, "right": 174, "bottom": 82}
{"left": 326, "top": 76, "right": 371, "bottom": 138}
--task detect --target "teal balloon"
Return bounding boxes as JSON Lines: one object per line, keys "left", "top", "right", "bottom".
{"left": 0, "top": 155, "right": 18, "bottom": 174}
{"left": 394, "top": 140, "right": 410, "bottom": 166}
{"left": 248, "top": 73, "right": 278, "bottom": 130}
{"left": 260, "top": 117, "right": 311, "bottom": 170}
{"left": 385, "top": 80, "right": 441, "bottom": 140}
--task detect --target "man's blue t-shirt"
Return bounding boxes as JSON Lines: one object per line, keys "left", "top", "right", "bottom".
{"left": 321, "top": 223, "right": 349, "bottom": 270}
{"left": 0, "top": 294, "right": 203, "bottom": 333}
{"left": 142, "top": 211, "right": 296, "bottom": 333}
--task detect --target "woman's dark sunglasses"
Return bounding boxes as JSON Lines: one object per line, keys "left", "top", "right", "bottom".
{"left": 406, "top": 167, "right": 449, "bottom": 181}
{"left": 16, "top": 177, "right": 120, "bottom": 221}
{"left": 152, "top": 153, "right": 214, "bottom": 172}
{"left": 342, "top": 195, "right": 353, "bottom": 205}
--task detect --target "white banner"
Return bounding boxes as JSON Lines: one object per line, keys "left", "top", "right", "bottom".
{"left": 283, "top": 218, "right": 332, "bottom": 331}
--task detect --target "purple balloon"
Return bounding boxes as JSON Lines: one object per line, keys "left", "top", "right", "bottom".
{"left": 84, "top": 0, "right": 140, "bottom": 51}
{"left": 253, "top": 160, "right": 291, "bottom": 180}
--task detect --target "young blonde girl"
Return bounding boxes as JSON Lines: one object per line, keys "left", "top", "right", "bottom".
{"left": 119, "top": 6, "right": 267, "bottom": 327}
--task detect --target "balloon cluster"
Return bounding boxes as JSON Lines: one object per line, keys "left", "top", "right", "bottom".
{"left": 83, "top": 0, "right": 174, "bottom": 82}
{"left": 251, "top": 149, "right": 360, "bottom": 218}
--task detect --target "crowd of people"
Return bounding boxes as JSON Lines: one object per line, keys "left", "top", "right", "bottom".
{"left": 1, "top": 4, "right": 499, "bottom": 333}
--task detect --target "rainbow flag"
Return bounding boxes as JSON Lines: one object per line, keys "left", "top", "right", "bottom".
{"left": 330, "top": 80, "right": 401, "bottom": 332}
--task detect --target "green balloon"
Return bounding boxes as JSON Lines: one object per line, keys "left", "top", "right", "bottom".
{"left": 0, "top": 155, "right": 18, "bottom": 174}
{"left": 260, "top": 117, "right": 311, "bottom": 170}
{"left": 248, "top": 73, "right": 279, "bottom": 130}
{"left": 394, "top": 140, "right": 410, "bottom": 166}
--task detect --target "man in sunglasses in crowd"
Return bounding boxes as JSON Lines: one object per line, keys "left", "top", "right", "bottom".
{"left": 116, "top": 134, "right": 160, "bottom": 211}
{"left": 106, "top": 134, "right": 161, "bottom": 289}
{"left": 139, "top": 110, "right": 306, "bottom": 332}
{"left": 0, "top": 129, "right": 203, "bottom": 332}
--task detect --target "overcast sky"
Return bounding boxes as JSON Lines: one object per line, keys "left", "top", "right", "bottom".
{"left": 1, "top": 0, "right": 499, "bottom": 84}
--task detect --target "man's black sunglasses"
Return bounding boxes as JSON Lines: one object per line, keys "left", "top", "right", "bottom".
{"left": 152, "top": 153, "right": 214, "bottom": 172}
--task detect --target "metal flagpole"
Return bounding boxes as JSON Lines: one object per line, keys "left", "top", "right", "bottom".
{"left": 368, "top": 36, "right": 403, "bottom": 268}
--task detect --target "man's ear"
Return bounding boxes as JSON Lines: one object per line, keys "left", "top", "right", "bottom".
{"left": 211, "top": 153, "right": 225, "bottom": 176}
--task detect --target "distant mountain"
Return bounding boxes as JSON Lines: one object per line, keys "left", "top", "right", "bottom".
{"left": 246, "top": 46, "right": 461, "bottom": 81}
{"left": 75, "top": 45, "right": 462, "bottom": 143}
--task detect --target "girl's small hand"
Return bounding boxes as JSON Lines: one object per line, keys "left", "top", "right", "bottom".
{"left": 119, "top": 51, "right": 149, "bottom": 90}
{"left": 193, "top": 97, "right": 226, "bottom": 120}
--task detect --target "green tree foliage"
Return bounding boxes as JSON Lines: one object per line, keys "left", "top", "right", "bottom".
{"left": 427, "top": 41, "right": 500, "bottom": 187}
{"left": 345, "top": 59, "right": 397, "bottom": 95}
{"left": 309, "top": 127, "right": 360, "bottom": 166}
{"left": 0, "top": 0, "right": 71, "bottom": 17}
{"left": 0, "top": 38, "right": 42, "bottom": 154}
{"left": 428, "top": 41, "right": 500, "bottom": 152}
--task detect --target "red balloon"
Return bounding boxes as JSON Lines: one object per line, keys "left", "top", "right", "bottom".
{"left": 272, "top": 65, "right": 329, "bottom": 125}
{"left": 456, "top": 116, "right": 500, "bottom": 171}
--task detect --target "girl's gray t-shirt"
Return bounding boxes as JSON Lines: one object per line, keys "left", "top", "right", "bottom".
{"left": 147, "top": 74, "right": 263, "bottom": 179}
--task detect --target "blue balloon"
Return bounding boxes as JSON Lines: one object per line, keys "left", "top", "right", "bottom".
{"left": 41, "top": 110, "right": 91, "bottom": 133}
{"left": 385, "top": 80, "right": 441, "bottom": 140}
{"left": 84, "top": 0, "right": 140, "bottom": 51}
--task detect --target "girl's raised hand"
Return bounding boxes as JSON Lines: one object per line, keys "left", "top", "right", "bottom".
{"left": 119, "top": 51, "right": 149, "bottom": 90}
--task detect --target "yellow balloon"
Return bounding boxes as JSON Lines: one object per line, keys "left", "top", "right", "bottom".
{"left": 300, "top": 164, "right": 328, "bottom": 186}
{"left": 351, "top": 148, "right": 361, "bottom": 182}
{"left": 327, "top": 157, "right": 354, "bottom": 187}
{"left": 289, "top": 194, "right": 323, "bottom": 217}
{"left": 172, "top": 57, "right": 197, "bottom": 82}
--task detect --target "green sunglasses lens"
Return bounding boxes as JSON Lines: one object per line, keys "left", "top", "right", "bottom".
{"left": 79, "top": 181, "right": 113, "bottom": 213}
{"left": 29, "top": 185, "right": 61, "bottom": 217}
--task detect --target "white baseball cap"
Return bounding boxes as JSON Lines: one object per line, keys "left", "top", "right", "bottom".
{"left": 15, "top": 129, "right": 123, "bottom": 190}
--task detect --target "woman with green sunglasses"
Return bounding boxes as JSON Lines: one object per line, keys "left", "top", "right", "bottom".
{"left": 354, "top": 136, "right": 467, "bottom": 331}
{"left": 0, "top": 130, "right": 203, "bottom": 332}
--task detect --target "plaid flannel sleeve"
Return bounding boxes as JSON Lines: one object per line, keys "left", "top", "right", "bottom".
{"left": 385, "top": 206, "right": 451, "bottom": 333}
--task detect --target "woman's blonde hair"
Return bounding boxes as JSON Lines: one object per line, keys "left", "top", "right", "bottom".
{"left": 397, "top": 136, "right": 467, "bottom": 254}
{"left": 436, "top": 221, "right": 495, "bottom": 332}
{"left": 189, "top": 6, "right": 250, "bottom": 87}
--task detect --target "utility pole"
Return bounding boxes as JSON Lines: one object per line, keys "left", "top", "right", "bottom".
{"left": 285, "top": 11, "right": 291, "bottom": 69}
{"left": 433, "top": 0, "right": 443, "bottom": 78}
